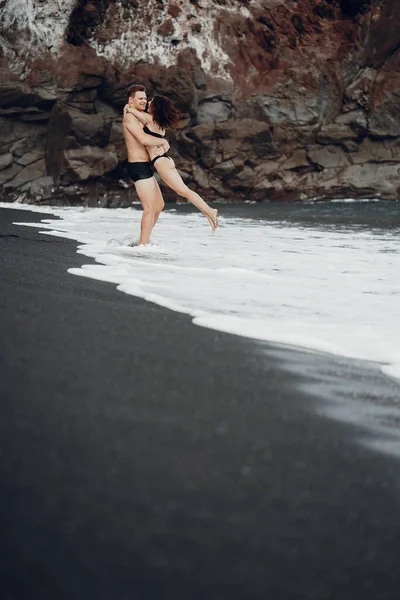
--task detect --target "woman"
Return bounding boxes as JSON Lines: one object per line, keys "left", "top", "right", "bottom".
{"left": 124, "top": 95, "right": 218, "bottom": 232}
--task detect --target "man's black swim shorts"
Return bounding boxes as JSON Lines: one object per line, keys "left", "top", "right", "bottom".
{"left": 127, "top": 161, "right": 153, "bottom": 182}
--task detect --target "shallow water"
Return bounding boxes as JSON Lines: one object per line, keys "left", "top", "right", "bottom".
{"left": 4, "top": 200, "right": 400, "bottom": 383}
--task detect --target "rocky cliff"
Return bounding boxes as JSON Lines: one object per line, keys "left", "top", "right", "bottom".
{"left": 1, "top": 0, "right": 400, "bottom": 205}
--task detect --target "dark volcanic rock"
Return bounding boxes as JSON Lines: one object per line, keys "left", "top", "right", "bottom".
{"left": 0, "top": 153, "right": 14, "bottom": 171}
{"left": 339, "top": 0, "right": 371, "bottom": 18}
{"left": 66, "top": 0, "right": 111, "bottom": 46}
{"left": 4, "top": 159, "right": 46, "bottom": 189}
{"left": 45, "top": 102, "right": 120, "bottom": 184}
{"left": 63, "top": 147, "right": 118, "bottom": 182}
{"left": 197, "top": 95, "right": 232, "bottom": 124}
{"left": 1, "top": 0, "right": 400, "bottom": 204}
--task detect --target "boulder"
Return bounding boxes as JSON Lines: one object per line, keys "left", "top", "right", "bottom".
{"left": 335, "top": 110, "right": 368, "bottom": 132}
{"left": 308, "top": 146, "right": 350, "bottom": 169}
{"left": 21, "top": 176, "right": 55, "bottom": 199}
{"left": 282, "top": 149, "right": 309, "bottom": 170}
{"left": 65, "top": 108, "right": 108, "bottom": 146}
{"left": 259, "top": 94, "right": 321, "bottom": 128}
{"left": 316, "top": 124, "right": 359, "bottom": 145}
{"left": 253, "top": 161, "right": 280, "bottom": 181}
{"left": 197, "top": 95, "right": 233, "bottom": 124}
{"left": 63, "top": 147, "right": 118, "bottom": 182}
{"left": 350, "top": 139, "right": 397, "bottom": 164}
{"left": 4, "top": 159, "right": 46, "bottom": 188}
{"left": 213, "top": 159, "right": 239, "bottom": 178}
{"left": 0, "top": 84, "right": 43, "bottom": 109}
{"left": 0, "top": 118, "right": 16, "bottom": 144}
{"left": 368, "top": 95, "right": 400, "bottom": 138}
{"left": 45, "top": 104, "right": 115, "bottom": 182}
{"left": 0, "top": 153, "right": 14, "bottom": 171}
{"left": 0, "top": 163, "right": 22, "bottom": 186}
{"left": 10, "top": 128, "right": 47, "bottom": 158}
{"left": 15, "top": 149, "right": 45, "bottom": 166}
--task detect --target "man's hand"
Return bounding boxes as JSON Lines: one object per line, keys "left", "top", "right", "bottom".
{"left": 153, "top": 140, "right": 170, "bottom": 157}
{"left": 124, "top": 115, "right": 168, "bottom": 148}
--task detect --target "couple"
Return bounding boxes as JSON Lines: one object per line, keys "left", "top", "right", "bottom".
{"left": 123, "top": 84, "right": 218, "bottom": 246}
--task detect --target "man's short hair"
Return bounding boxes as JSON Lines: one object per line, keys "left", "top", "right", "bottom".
{"left": 127, "top": 84, "right": 146, "bottom": 98}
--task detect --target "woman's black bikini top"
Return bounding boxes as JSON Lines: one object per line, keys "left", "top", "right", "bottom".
{"left": 144, "top": 125, "right": 165, "bottom": 139}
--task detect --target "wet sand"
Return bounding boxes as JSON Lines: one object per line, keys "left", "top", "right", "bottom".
{"left": 1, "top": 206, "right": 400, "bottom": 600}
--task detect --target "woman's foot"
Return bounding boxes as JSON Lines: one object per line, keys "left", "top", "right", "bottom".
{"left": 206, "top": 208, "right": 218, "bottom": 232}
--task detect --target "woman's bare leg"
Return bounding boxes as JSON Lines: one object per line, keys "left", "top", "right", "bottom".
{"left": 151, "top": 179, "right": 165, "bottom": 229}
{"left": 155, "top": 158, "right": 218, "bottom": 231}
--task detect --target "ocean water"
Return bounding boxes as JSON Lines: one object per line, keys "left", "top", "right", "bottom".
{"left": 3, "top": 200, "right": 400, "bottom": 384}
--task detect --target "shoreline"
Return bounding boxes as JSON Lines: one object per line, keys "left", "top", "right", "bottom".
{"left": 3, "top": 200, "right": 399, "bottom": 383}
{"left": 3, "top": 204, "right": 400, "bottom": 436}
{"left": 1, "top": 206, "right": 400, "bottom": 598}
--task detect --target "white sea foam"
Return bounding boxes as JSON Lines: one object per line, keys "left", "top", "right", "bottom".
{"left": 3, "top": 201, "right": 400, "bottom": 383}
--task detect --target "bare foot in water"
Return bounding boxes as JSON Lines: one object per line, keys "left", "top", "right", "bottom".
{"left": 206, "top": 208, "right": 218, "bottom": 232}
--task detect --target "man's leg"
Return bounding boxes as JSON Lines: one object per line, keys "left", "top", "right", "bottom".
{"left": 135, "top": 177, "right": 164, "bottom": 245}
{"left": 152, "top": 179, "right": 165, "bottom": 229}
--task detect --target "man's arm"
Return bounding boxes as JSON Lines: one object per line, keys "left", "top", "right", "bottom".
{"left": 124, "top": 105, "right": 152, "bottom": 125}
{"left": 124, "top": 114, "right": 169, "bottom": 150}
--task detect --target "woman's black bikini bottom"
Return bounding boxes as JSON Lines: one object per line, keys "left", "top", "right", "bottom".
{"left": 151, "top": 154, "right": 172, "bottom": 168}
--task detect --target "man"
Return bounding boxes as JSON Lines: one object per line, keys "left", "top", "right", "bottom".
{"left": 123, "top": 84, "right": 169, "bottom": 245}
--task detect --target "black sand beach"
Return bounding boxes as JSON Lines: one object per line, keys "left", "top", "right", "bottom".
{"left": 1, "top": 207, "right": 400, "bottom": 600}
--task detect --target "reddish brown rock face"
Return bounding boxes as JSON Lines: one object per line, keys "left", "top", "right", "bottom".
{"left": 360, "top": 0, "right": 400, "bottom": 67}
{"left": 1, "top": 0, "right": 400, "bottom": 204}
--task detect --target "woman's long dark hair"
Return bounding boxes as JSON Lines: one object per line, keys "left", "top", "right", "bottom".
{"left": 150, "top": 95, "right": 180, "bottom": 129}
